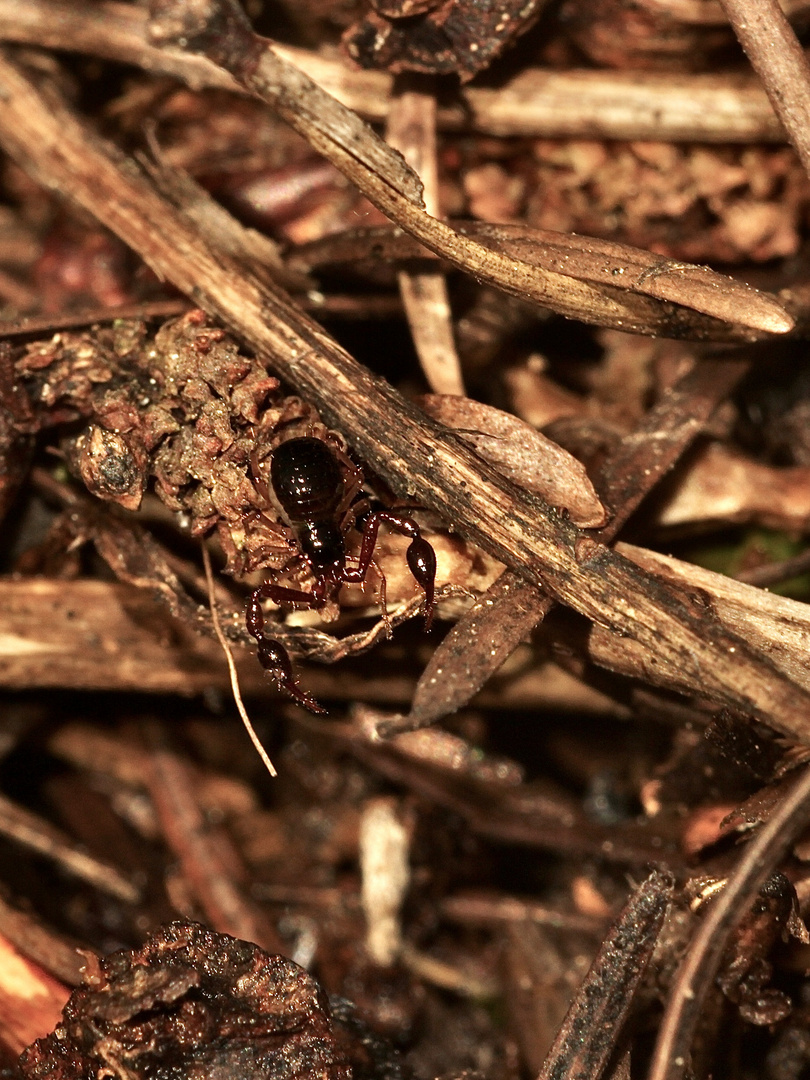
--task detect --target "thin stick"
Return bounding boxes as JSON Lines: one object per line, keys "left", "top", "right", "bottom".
{"left": 201, "top": 545, "right": 277, "bottom": 778}
{"left": 719, "top": 0, "right": 810, "bottom": 179}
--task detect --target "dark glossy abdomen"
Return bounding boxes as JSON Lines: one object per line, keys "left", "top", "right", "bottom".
{"left": 270, "top": 437, "right": 344, "bottom": 522}
{"left": 300, "top": 519, "right": 344, "bottom": 574}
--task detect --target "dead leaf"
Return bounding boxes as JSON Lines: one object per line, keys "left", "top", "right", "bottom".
{"left": 419, "top": 394, "right": 607, "bottom": 528}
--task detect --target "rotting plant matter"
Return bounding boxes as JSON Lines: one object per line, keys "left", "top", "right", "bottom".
{"left": 12, "top": 308, "right": 448, "bottom": 708}
{"left": 4, "top": 0, "right": 810, "bottom": 1078}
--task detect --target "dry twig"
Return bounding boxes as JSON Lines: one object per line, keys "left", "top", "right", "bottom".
{"left": 0, "top": 48, "right": 807, "bottom": 741}
{"left": 719, "top": 0, "right": 810, "bottom": 178}
{"left": 0, "top": 0, "right": 791, "bottom": 143}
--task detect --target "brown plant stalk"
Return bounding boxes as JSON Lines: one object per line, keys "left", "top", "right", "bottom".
{"left": 0, "top": 0, "right": 790, "bottom": 143}
{"left": 0, "top": 48, "right": 808, "bottom": 744}
{"left": 720, "top": 0, "right": 810, "bottom": 179}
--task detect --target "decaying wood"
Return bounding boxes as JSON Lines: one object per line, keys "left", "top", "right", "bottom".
{"left": 0, "top": 578, "right": 258, "bottom": 695}
{"left": 402, "top": 354, "right": 749, "bottom": 729}
{"left": 0, "top": 0, "right": 791, "bottom": 143}
{"left": 0, "top": 299, "right": 189, "bottom": 340}
{"left": 654, "top": 442, "right": 810, "bottom": 531}
{"left": 0, "top": 47, "right": 808, "bottom": 743}
{"left": 453, "top": 224, "right": 790, "bottom": 333}
{"left": 385, "top": 78, "right": 464, "bottom": 396}
{"left": 339, "top": 717, "right": 685, "bottom": 865}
